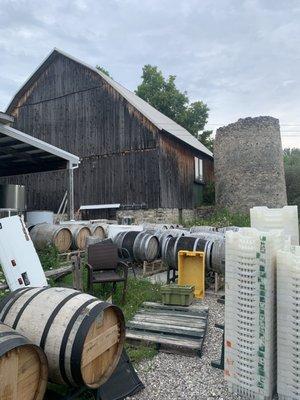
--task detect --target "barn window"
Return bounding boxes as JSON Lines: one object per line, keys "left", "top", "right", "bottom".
{"left": 194, "top": 158, "right": 203, "bottom": 181}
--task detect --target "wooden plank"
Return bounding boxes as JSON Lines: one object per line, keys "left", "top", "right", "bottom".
{"left": 82, "top": 323, "right": 119, "bottom": 367}
{"left": 139, "top": 308, "right": 208, "bottom": 320}
{"left": 126, "top": 329, "right": 204, "bottom": 356}
{"left": 0, "top": 348, "right": 18, "bottom": 400}
{"left": 132, "top": 314, "right": 206, "bottom": 329}
{"left": 143, "top": 301, "right": 209, "bottom": 313}
{"left": 127, "top": 320, "right": 205, "bottom": 338}
{"left": 126, "top": 301, "right": 209, "bottom": 357}
{"left": 0, "top": 265, "right": 73, "bottom": 290}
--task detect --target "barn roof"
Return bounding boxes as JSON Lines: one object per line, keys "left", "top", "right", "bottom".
{"left": 7, "top": 48, "right": 213, "bottom": 158}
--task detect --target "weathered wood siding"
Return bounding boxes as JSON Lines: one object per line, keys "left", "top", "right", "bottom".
{"left": 159, "top": 134, "right": 214, "bottom": 208}
{"left": 3, "top": 54, "right": 161, "bottom": 210}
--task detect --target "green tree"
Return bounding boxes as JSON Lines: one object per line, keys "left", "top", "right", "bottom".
{"left": 284, "top": 148, "right": 300, "bottom": 213}
{"left": 136, "top": 65, "right": 213, "bottom": 150}
{"left": 96, "top": 65, "right": 112, "bottom": 78}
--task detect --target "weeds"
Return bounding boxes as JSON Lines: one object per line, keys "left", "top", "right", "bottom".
{"left": 184, "top": 208, "right": 250, "bottom": 228}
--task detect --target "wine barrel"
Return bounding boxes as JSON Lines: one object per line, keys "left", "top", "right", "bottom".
{"left": 85, "top": 236, "right": 102, "bottom": 247}
{"left": 0, "top": 287, "right": 125, "bottom": 388}
{"left": 155, "top": 229, "right": 186, "bottom": 257}
{"left": 161, "top": 236, "right": 175, "bottom": 266}
{"left": 88, "top": 223, "right": 106, "bottom": 239}
{"left": 211, "top": 239, "right": 225, "bottom": 274}
{"left": 0, "top": 323, "right": 48, "bottom": 400}
{"left": 190, "top": 226, "right": 217, "bottom": 233}
{"left": 133, "top": 232, "right": 159, "bottom": 262}
{"left": 113, "top": 231, "right": 140, "bottom": 258}
{"left": 30, "top": 224, "right": 72, "bottom": 252}
{"left": 193, "top": 237, "right": 213, "bottom": 271}
{"left": 172, "top": 236, "right": 198, "bottom": 269}
{"left": 65, "top": 225, "right": 92, "bottom": 250}
{"left": 218, "top": 226, "right": 240, "bottom": 233}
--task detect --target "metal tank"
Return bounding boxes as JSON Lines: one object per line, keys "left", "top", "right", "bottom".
{"left": 0, "top": 184, "right": 26, "bottom": 211}
{"left": 26, "top": 211, "right": 54, "bottom": 226}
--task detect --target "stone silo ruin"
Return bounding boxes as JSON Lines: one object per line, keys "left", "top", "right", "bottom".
{"left": 214, "top": 116, "right": 287, "bottom": 214}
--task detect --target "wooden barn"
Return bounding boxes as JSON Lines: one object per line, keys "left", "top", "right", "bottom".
{"left": 3, "top": 49, "right": 213, "bottom": 218}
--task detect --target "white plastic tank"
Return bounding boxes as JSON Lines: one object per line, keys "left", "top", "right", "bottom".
{"left": 26, "top": 211, "right": 54, "bottom": 227}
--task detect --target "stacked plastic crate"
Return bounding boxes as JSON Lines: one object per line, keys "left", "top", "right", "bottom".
{"left": 250, "top": 205, "right": 299, "bottom": 245}
{"left": 225, "top": 228, "right": 283, "bottom": 400}
{"left": 277, "top": 246, "right": 300, "bottom": 400}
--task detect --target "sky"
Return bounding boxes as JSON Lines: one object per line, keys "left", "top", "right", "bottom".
{"left": 0, "top": 0, "right": 299, "bottom": 148}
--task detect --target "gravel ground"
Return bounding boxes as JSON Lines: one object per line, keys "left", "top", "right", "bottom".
{"left": 129, "top": 293, "right": 243, "bottom": 400}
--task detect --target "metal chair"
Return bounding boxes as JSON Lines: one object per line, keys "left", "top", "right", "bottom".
{"left": 86, "top": 241, "right": 128, "bottom": 304}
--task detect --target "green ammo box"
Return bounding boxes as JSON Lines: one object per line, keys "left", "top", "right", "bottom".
{"left": 160, "top": 284, "right": 195, "bottom": 306}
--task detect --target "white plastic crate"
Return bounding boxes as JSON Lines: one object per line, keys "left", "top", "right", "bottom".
{"left": 225, "top": 228, "right": 283, "bottom": 399}
{"left": 277, "top": 246, "right": 300, "bottom": 400}
{"left": 250, "top": 205, "right": 299, "bottom": 245}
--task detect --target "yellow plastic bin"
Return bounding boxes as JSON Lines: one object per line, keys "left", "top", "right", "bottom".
{"left": 178, "top": 250, "right": 205, "bottom": 299}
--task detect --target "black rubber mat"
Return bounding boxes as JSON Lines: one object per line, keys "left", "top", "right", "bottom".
{"left": 97, "top": 349, "right": 145, "bottom": 400}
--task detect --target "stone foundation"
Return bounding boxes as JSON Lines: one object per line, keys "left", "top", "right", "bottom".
{"left": 116, "top": 206, "right": 215, "bottom": 225}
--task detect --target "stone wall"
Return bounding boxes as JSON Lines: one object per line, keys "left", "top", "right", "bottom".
{"left": 214, "top": 116, "right": 287, "bottom": 214}
{"left": 116, "top": 206, "right": 215, "bottom": 225}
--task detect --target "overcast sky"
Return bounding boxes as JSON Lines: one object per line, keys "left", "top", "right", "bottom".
{"left": 0, "top": 0, "right": 299, "bottom": 148}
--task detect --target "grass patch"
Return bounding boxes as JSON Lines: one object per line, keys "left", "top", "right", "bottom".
{"left": 125, "top": 343, "right": 157, "bottom": 364}
{"left": 38, "top": 246, "right": 60, "bottom": 271}
{"left": 184, "top": 208, "right": 250, "bottom": 228}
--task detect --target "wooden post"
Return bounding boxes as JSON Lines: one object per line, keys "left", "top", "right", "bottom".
{"left": 71, "top": 253, "right": 83, "bottom": 291}
{"left": 68, "top": 164, "right": 75, "bottom": 220}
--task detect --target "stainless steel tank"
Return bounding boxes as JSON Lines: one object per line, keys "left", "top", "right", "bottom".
{"left": 0, "top": 184, "right": 26, "bottom": 210}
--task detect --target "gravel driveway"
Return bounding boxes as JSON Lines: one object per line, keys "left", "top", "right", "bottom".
{"left": 130, "top": 293, "right": 242, "bottom": 400}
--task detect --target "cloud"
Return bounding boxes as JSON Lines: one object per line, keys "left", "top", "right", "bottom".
{"left": 0, "top": 0, "right": 299, "bottom": 147}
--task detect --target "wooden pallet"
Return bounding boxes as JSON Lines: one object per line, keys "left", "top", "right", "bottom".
{"left": 142, "top": 259, "right": 167, "bottom": 277}
{"left": 126, "top": 301, "right": 209, "bottom": 356}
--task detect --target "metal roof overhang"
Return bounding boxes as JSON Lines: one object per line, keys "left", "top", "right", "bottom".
{"left": 0, "top": 123, "right": 80, "bottom": 177}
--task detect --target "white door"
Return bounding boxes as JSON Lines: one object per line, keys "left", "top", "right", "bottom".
{"left": 0, "top": 215, "right": 47, "bottom": 291}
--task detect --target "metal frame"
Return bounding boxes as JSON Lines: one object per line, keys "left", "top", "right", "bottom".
{"left": 0, "top": 122, "right": 79, "bottom": 219}
{"left": 0, "top": 123, "right": 79, "bottom": 167}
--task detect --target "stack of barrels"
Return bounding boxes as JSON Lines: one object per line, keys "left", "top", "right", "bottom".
{"left": 0, "top": 286, "right": 125, "bottom": 395}
{"left": 159, "top": 226, "right": 226, "bottom": 275}
{"left": 29, "top": 222, "right": 108, "bottom": 253}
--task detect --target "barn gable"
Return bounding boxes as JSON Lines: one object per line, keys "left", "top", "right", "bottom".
{"left": 7, "top": 48, "right": 213, "bottom": 158}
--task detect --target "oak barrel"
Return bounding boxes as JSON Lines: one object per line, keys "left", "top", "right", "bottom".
{"left": 88, "top": 223, "right": 107, "bottom": 239}
{"left": 30, "top": 224, "right": 72, "bottom": 252}
{"left": 0, "top": 287, "right": 125, "bottom": 388}
{"left": 132, "top": 232, "right": 159, "bottom": 262}
{"left": 65, "top": 225, "right": 92, "bottom": 250}
{"left": 113, "top": 231, "right": 140, "bottom": 258}
{"left": 0, "top": 322, "right": 48, "bottom": 400}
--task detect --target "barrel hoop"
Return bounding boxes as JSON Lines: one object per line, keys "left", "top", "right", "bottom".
{"left": 0, "top": 288, "right": 35, "bottom": 323}
{"left": 0, "top": 331, "right": 19, "bottom": 340}
{"left": 0, "top": 337, "right": 29, "bottom": 358}
{"left": 59, "top": 298, "right": 98, "bottom": 386}
{"left": 12, "top": 287, "right": 49, "bottom": 330}
{"left": 39, "top": 291, "right": 81, "bottom": 350}
{"left": 70, "top": 302, "right": 112, "bottom": 387}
